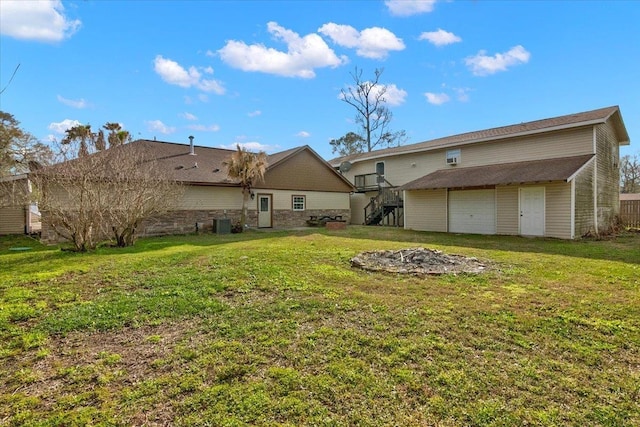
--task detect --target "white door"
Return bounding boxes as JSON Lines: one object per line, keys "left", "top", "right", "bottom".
{"left": 520, "top": 187, "right": 545, "bottom": 236}
{"left": 257, "top": 194, "right": 272, "bottom": 228}
{"left": 448, "top": 189, "right": 496, "bottom": 234}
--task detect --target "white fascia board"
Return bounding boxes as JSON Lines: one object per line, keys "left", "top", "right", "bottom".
{"left": 566, "top": 156, "right": 596, "bottom": 183}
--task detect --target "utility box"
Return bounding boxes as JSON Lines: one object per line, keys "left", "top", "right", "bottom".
{"left": 213, "top": 218, "right": 231, "bottom": 234}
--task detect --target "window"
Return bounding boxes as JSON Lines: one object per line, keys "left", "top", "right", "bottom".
{"left": 446, "top": 149, "right": 461, "bottom": 165}
{"left": 292, "top": 195, "right": 305, "bottom": 211}
{"left": 375, "top": 161, "right": 385, "bottom": 176}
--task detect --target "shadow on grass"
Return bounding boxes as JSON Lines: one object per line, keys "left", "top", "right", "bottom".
{"left": 338, "top": 226, "right": 640, "bottom": 265}
{"left": 2, "top": 226, "right": 638, "bottom": 267}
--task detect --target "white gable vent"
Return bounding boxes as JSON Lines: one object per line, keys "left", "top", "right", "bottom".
{"left": 446, "top": 149, "right": 461, "bottom": 166}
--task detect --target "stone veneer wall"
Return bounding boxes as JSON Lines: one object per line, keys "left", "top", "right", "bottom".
{"left": 272, "top": 209, "right": 350, "bottom": 228}
{"left": 40, "top": 208, "right": 351, "bottom": 244}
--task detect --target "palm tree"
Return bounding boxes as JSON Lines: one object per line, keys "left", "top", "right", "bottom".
{"left": 62, "top": 124, "right": 93, "bottom": 157}
{"left": 224, "top": 145, "right": 268, "bottom": 229}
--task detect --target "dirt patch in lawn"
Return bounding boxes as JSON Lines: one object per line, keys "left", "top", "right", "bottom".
{"left": 351, "top": 247, "right": 491, "bottom": 276}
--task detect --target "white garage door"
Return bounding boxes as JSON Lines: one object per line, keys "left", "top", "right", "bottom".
{"left": 448, "top": 189, "right": 496, "bottom": 234}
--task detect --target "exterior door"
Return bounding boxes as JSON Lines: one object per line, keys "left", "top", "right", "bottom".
{"left": 520, "top": 187, "right": 545, "bottom": 236}
{"left": 257, "top": 194, "right": 272, "bottom": 228}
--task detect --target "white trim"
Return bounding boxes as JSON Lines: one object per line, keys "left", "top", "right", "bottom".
{"left": 570, "top": 179, "right": 575, "bottom": 239}
{"left": 593, "top": 159, "right": 598, "bottom": 235}
{"left": 566, "top": 156, "right": 596, "bottom": 182}
{"left": 402, "top": 190, "right": 407, "bottom": 230}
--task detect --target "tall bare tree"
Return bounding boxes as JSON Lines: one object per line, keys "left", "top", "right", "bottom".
{"left": 34, "top": 138, "right": 181, "bottom": 251}
{"left": 338, "top": 67, "right": 407, "bottom": 154}
{"left": 223, "top": 145, "right": 268, "bottom": 229}
{"left": 620, "top": 154, "right": 640, "bottom": 193}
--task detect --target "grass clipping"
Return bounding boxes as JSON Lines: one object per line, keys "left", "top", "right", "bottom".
{"left": 351, "top": 247, "right": 490, "bottom": 276}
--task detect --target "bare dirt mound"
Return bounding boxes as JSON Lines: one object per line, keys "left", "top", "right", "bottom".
{"left": 351, "top": 247, "right": 490, "bottom": 276}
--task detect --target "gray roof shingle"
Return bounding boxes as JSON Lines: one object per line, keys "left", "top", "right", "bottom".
{"left": 399, "top": 155, "right": 594, "bottom": 191}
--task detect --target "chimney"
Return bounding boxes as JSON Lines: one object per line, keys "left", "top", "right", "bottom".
{"left": 189, "top": 135, "right": 195, "bottom": 155}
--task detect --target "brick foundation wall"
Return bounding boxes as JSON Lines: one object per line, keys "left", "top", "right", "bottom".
{"left": 40, "top": 208, "right": 351, "bottom": 244}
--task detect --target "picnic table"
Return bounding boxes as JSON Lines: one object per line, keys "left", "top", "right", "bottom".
{"left": 306, "top": 215, "right": 343, "bottom": 226}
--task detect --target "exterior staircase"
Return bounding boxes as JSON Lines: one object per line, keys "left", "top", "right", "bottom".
{"left": 363, "top": 183, "right": 403, "bottom": 226}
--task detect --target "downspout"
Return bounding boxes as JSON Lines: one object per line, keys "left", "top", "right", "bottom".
{"left": 570, "top": 180, "right": 575, "bottom": 239}
{"left": 592, "top": 127, "right": 599, "bottom": 236}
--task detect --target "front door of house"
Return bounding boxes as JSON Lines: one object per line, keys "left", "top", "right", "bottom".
{"left": 258, "top": 194, "right": 272, "bottom": 228}
{"left": 520, "top": 187, "right": 545, "bottom": 236}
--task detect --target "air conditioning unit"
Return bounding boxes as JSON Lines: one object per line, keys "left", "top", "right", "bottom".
{"left": 446, "top": 156, "right": 458, "bottom": 165}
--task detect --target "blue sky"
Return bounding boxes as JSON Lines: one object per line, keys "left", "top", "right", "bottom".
{"left": 1, "top": 0, "right": 638, "bottom": 161}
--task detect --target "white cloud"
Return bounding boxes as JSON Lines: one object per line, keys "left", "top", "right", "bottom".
{"left": 465, "top": 45, "right": 531, "bottom": 76}
{"left": 454, "top": 87, "right": 471, "bottom": 102}
{"left": 296, "top": 131, "right": 311, "bottom": 138}
{"left": 145, "top": 120, "right": 176, "bottom": 135}
{"left": 48, "top": 119, "right": 81, "bottom": 135}
{"left": 0, "top": 0, "right": 81, "bottom": 42}
{"left": 381, "top": 84, "right": 408, "bottom": 106}
{"left": 318, "top": 23, "right": 404, "bottom": 59}
{"left": 248, "top": 110, "right": 262, "bottom": 118}
{"left": 180, "top": 112, "right": 198, "bottom": 121}
{"left": 57, "top": 95, "right": 88, "bottom": 109}
{"left": 341, "top": 82, "right": 407, "bottom": 107}
{"left": 419, "top": 29, "right": 462, "bottom": 47}
{"left": 425, "top": 92, "right": 450, "bottom": 105}
{"left": 198, "top": 94, "right": 209, "bottom": 103}
{"left": 187, "top": 124, "right": 221, "bottom": 132}
{"left": 385, "top": 0, "right": 437, "bottom": 16}
{"left": 153, "top": 55, "right": 225, "bottom": 94}
{"left": 217, "top": 21, "right": 348, "bottom": 78}
{"left": 218, "top": 141, "right": 278, "bottom": 153}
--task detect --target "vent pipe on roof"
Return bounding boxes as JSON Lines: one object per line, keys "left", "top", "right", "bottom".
{"left": 189, "top": 135, "right": 195, "bottom": 155}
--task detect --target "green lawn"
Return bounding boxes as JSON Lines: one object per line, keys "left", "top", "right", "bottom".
{"left": 1, "top": 227, "right": 638, "bottom": 426}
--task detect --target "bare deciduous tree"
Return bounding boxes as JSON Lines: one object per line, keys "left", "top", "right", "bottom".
{"left": 1, "top": 111, "right": 54, "bottom": 176}
{"left": 620, "top": 154, "right": 640, "bottom": 193}
{"left": 223, "top": 145, "right": 268, "bottom": 229}
{"left": 34, "top": 139, "right": 182, "bottom": 251}
{"left": 338, "top": 67, "right": 407, "bottom": 154}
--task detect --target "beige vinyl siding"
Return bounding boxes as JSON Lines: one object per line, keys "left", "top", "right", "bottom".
{"left": 180, "top": 186, "right": 243, "bottom": 210}
{"left": 260, "top": 149, "right": 353, "bottom": 193}
{"left": 0, "top": 206, "right": 25, "bottom": 234}
{"left": 269, "top": 190, "right": 349, "bottom": 210}
{"left": 595, "top": 122, "right": 621, "bottom": 231}
{"left": 544, "top": 182, "right": 572, "bottom": 239}
{"left": 573, "top": 160, "right": 595, "bottom": 237}
{"left": 455, "top": 127, "right": 593, "bottom": 168}
{"left": 496, "top": 186, "right": 519, "bottom": 235}
{"left": 349, "top": 193, "right": 370, "bottom": 225}
{"left": 404, "top": 189, "right": 447, "bottom": 232}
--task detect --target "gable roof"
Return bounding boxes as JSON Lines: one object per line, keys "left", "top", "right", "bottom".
{"left": 330, "top": 106, "right": 630, "bottom": 166}
{"left": 400, "top": 154, "right": 595, "bottom": 191}
{"left": 47, "top": 139, "right": 353, "bottom": 191}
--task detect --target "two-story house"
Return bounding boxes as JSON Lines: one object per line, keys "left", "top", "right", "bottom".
{"left": 330, "top": 106, "right": 630, "bottom": 239}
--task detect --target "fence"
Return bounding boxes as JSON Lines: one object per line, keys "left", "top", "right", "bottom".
{"left": 620, "top": 200, "right": 640, "bottom": 228}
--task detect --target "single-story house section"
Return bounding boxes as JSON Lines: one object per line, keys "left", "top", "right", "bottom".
{"left": 40, "top": 140, "right": 354, "bottom": 242}
{"left": 331, "top": 106, "right": 631, "bottom": 239}
{"left": 0, "top": 174, "right": 41, "bottom": 235}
